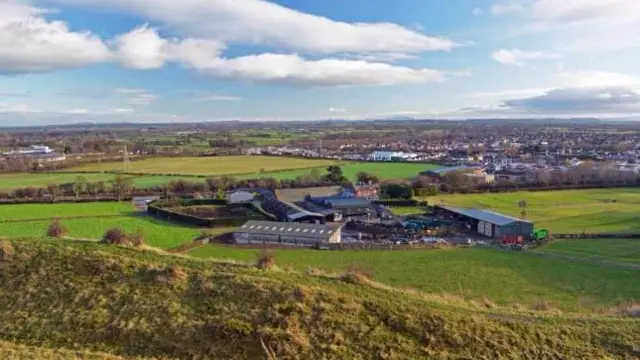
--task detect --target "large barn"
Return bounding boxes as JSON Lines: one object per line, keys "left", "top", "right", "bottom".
{"left": 434, "top": 204, "right": 534, "bottom": 239}
{"left": 234, "top": 220, "right": 342, "bottom": 246}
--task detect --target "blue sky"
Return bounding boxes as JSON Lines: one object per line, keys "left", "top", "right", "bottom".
{"left": 1, "top": 0, "right": 639, "bottom": 125}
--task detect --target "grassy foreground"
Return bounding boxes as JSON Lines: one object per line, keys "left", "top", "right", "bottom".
{"left": 188, "top": 245, "right": 640, "bottom": 312}
{"left": 426, "top": 188, "right": 640, "bottom": 233}
{"left": 0, "top": 239, "right": 637, "bottom": 359}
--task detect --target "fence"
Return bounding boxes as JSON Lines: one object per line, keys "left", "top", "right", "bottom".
{"left": 554, "top": 233, "right": 640, "bottom": 239}
{"left": 147, "top": 199, "right": 266, "bottom": 227}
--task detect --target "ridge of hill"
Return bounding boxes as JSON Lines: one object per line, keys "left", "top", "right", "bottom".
{"left": 0, "top": 239, "right": 638, "bottom": 359}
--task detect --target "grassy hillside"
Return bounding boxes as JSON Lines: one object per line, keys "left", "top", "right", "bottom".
{"left": 0, "top": 239, "right": 637, "bottom": 359}
{"left": 188, "top": 245, "right": 640, "bottom": 312}
{"left": 425, "top": 188, "right": 640, "bottom": 233}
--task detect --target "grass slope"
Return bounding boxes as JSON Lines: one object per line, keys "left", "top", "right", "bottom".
{"left": 0, "top": 239, "right": 637, "bottom": 359}
{"left": 188, "top": 245, "right": 640, "bottom": 312}
{"left": 426, "top": 188, "right": 640, "bottom": 233}
{"left": 65, "top": 156, "right": 343, "bottom": 177}
{"left": 536, "top": 239, "right": 640, "bottom": 266}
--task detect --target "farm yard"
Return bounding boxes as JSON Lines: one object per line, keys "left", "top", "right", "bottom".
{"left": 0, "top": 202, "right": 219, "bottom": 249}
{"left": 187, "top": 244, "right": 640, "bottom": 311}
{"left": 425, "top": 188, "right": 640, "bottom": 234}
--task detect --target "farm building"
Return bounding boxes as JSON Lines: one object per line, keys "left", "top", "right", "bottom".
{"left": 434, "top": 204, "right": 534, "bottom": 239}
{"left": 234, "top": 220, "right": 341, "bottom": 246}
{"left": 227, "top": 189, "right": 254, "bottom": 204}
{"left": 302, "top": 196, "right": 376, "bottom": 222}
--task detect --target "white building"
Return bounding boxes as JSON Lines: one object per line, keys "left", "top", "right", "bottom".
{"left": 368, "top": 151, "right": 418, "bottom": 162}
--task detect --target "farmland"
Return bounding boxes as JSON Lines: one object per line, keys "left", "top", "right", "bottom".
{"left": 0, "top": 172, "right": 206, "bottom": 192}
{"left": 1, "top": 239, "right": 636, "bottom": 359}
{"left": 0, "top": 202, "right": 212, "bottom": 249}
{"left": 64, "top": 156, "right": 344, "bottom": 177}
{"left": 536, "top": 238, "right": 640, "bottom": 266}
{"left": 188, "top": 245, "right": 640, "bottom": 311}
{"left": 238, "top": 162, "right": 438, "bottom": 181}
{"left": 425, "top": 188, "right": 640, "bottom": 233}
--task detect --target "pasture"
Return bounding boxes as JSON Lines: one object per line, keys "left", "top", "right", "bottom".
{"left": 536, "top": 238, "right": 640, "bottom": 266}
{"left": 188, "top": 245, "right": 640, "bottom": 311}
{"left": 64, "top": 156, "right": 344, "bottom": 177}
{"left": 0, "top": 202, "right": 213, "bottom": 249}
{"left": 238, "top": 162, "right": 438, "bottom": 181}
{"left": 425, "top": 188, "right": 640, "bottom": 233}
{"left": 0, "top": 172, "right": 207, "bottom": 192}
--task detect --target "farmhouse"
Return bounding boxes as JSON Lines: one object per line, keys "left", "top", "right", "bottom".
{"left": 234, "top": 220, "right": 342, "bottom": 246}
{"left": 434, "top": 204, "right": 533, "bottom": 239}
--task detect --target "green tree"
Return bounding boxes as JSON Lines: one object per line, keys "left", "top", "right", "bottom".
{"left": 46, "top": 184, "right": 60, "bottom": 202}
{"left": 356, "top": 171, "right": 379, "bottom": 184}
{"left": 111, "top": 175, "right": 132, "bottom": 202}
{"left": 324, "top": 166, "right": 346, "bottom": 183}
{"left": 73, "top": 176, "right": 87, "bottom": 199}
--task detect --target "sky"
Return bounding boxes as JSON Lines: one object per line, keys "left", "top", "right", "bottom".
{"left": 0, "top": 0, "right": 640, "bottom": 125}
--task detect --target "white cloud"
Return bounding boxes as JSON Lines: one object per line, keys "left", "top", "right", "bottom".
{"left": 0, "top": 1, "right": 111, "bottom": 73}
{"left": 557, "top": 71, "right": 640, "bottom": 89}
{"left": 54, "top": 0, "right": 459, "bottom": 54}
{"left": 114, "top": 25, "right": 225, "bottom": 69}
{"left": 492, "top": 49, "right": 562, "bottom": 66}
{"left": 491, "top": 2, "right": 526, "bottom": 15}
{"left": 196, "top": 95, "right": 242, "bottom": 101}
{"left": 329, "top": 107, "right": 347, "bottom": 113}
{"left": 180, "top": 53, "right": 447, "bottom": 86}
{"left": 116, "top": 88, "right": 157, "bottom": 105}
{"left": 506, "top": 0, "right": 640, "bottom": 53}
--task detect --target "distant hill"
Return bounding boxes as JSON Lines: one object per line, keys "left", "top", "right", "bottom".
{"left": 0, "top": 239, "right": 637, "bottom": 359}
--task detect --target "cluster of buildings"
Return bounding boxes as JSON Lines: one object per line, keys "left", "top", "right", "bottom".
{"left": 1, "top": 145, "right": 66, "bottom": 163}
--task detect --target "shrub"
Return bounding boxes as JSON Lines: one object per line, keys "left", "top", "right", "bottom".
{"left": 341, "top": 264, "right": 374, "bottom": 284}
{"left": 102, "top": 228, "right": 127, "bottom": 245}
{"left": 46, "top": 220, "right": 68, "bottom": 238}
{"left": 256, "top": 249, "right": 275, "bottom": 270}
{"left": 101, "top": 228, "right": 144, "bottom": 247}
{"left": 530, "top": 299, "right": 556, "bottom": 311}
{"left": 0, "top": 241, "right": 15, "bottom": 262}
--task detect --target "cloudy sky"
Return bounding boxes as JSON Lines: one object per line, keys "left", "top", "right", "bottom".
{"left": 1, "top": 0, "right": 639, "bottom": 125}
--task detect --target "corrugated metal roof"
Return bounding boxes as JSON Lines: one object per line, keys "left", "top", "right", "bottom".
{"left": 237, "top": 220, "right": 339, "bottom": 239}
{"left": 435, "top": 205, "right": 532, "bottom": 226}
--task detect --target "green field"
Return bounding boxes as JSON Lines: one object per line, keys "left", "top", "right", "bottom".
{"left": 0, "top": 172, "right": 208, "bottom": 192}
{"left": 0, "top": 239, "right": 636, "bottom": 359}
{"left": 238, "top": 162, "right": 438, "bottom": 181}
{"left": 426, "top": 188, "right": 640, "bottom": 233}
{"left": 0, "top": 202, "right": 213, "bottom": 249}
{"left": 536, "top": 239, "right": 640, "bottom": 266}
{"left": 65, "top": 156, "right": 343, "bottom": 176}
{"left": 188, "top": 245, "right": 640, "bottom": 311}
